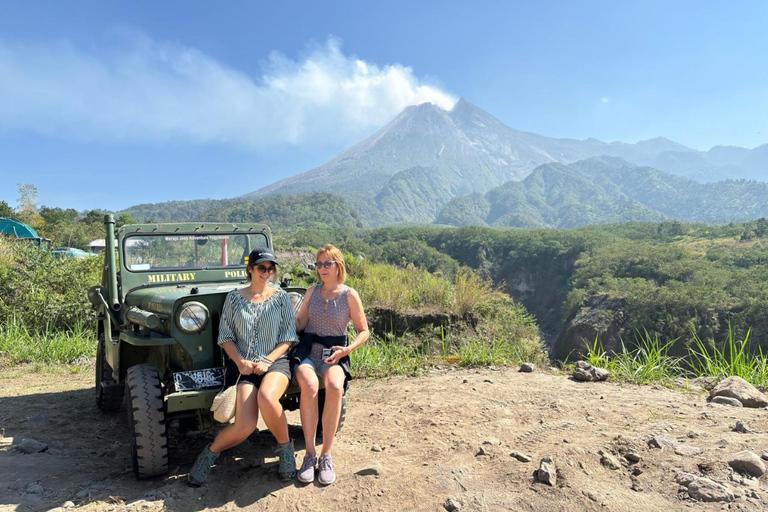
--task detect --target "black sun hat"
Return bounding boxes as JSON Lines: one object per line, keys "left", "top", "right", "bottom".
{"left": 247, "top": 248, "right": 278, "bottom": 266}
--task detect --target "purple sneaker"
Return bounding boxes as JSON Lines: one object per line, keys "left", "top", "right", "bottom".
{"left": 318, "top": 453, "right": 336, "bottom": 485}
{"left": 297, "top": 453, "right": 317, "bottom": 483}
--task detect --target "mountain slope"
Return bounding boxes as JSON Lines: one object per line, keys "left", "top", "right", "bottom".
{"left": 244, "top": 99, "right": 722, "bottom": 225}
{"left": 437, "top": 157, "right": 768, "bottom": 228}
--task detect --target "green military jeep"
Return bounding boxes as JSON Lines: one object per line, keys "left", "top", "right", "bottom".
{"left": 89, "top": 215, "right": 334, "bottom": 479}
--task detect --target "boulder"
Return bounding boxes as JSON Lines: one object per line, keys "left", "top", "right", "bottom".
{"left": 728, "top": 451, "right": 766, "bottom": 477}
{"left": 536, "top": 457, "right": 557, "bottom": 486}
{"left": 552, "top": 295, "right": 629, "bottom": 361}
{"left": 519, "top": 363, "right": 535, "bottom": 373}
{"left": 573, "top": 361, "right": 610, "bottom": 382}
{"left": 710, "top": 377, "right": 768, "bottom": 408}
{"left": 687, "top": 478, "right": 734, "bottom": 503}
{"left": 710, "top": 396, "right": 743, "bottom": 407}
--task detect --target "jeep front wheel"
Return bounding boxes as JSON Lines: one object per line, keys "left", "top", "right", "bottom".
{"left": 126, "top": 364, "right": 169, "bottom": 478}
{"left": 95, "top": 333, "right": 123, "bottom": 412}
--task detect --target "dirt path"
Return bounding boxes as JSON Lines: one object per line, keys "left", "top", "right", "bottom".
{"left": 1, "top": 364, "right": 767, "bottom": 512}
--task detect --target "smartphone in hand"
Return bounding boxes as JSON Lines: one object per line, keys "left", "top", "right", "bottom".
{"left": 321, "top": 348, "right": 334, "bottom": 361}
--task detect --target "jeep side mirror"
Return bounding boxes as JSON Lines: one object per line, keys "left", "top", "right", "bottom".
{"left": 280, "top": 273, "right": 293, "bottom": 288}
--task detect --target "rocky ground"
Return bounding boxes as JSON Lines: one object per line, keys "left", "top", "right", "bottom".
{"left": 1, "top": 363, "right": 768, "bottom": 512}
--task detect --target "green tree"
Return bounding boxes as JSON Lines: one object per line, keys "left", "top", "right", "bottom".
{"left": 0, "top": 200, "right": 14, "bottom": 219}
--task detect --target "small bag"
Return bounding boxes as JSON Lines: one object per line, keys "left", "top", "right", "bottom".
{"left": 211, "top": 381, "right": 238, "bottom": 423}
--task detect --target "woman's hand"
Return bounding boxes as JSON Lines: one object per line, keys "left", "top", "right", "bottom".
{"left": 252, "top": 360, "right": 271, "bottom": 375}
{"left": 236, "top": 359, "right": 255, "bottom": 375}
{"left": 324, "top": 346, "right": 349, "bottom": 364}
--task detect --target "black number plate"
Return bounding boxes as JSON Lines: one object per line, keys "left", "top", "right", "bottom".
{"left": 173, "top": 368, "right": 225, "bottom": 392}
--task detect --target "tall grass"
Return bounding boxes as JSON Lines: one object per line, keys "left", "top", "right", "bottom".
{"left": 584, "top": 327, "right": 768, "bottom": 388}
{"left": 0, "top": 316, "right": 95, "bottom": 366}
{"left": 687, "top": 326, "right": 768, "bottom": 387}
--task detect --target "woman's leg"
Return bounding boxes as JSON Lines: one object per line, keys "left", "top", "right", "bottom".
{"left": 188, "top": 382, "right": 258, "bottom": 486}
{"left": 210, "top": 382, "right": 259, "bottom": 453}
{"left": 256, "top": 372, "right": 290, "bottom": 444}
{"left": 258, "top": 372, "right": 296, "bottom": 481}
{"left": 295, "top": 364, "right": 320, "bottom": 455}
{"left": 320, "top": 365, "right": 345, "bottom": 455}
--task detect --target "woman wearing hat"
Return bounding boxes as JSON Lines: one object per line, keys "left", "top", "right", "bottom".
{"left": 188, "top": 248, "right": 299, "bottom": 486}
{"left": 293, "top": 244, "right": 369, "bottom": 485}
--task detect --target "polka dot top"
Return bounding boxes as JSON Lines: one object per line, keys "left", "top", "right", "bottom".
{"left": 306, "top": 283, "right": 351, "bottom": 336}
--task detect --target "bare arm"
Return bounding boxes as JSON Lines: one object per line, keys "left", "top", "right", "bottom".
{"left": 294, "top": 285, "right": 315, "bottom": 332}
{"left": 327, "top": 287, "right": 369, "bottom": 363}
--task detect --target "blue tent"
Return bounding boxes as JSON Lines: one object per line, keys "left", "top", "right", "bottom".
{"left": 0, "top": 217, "right": 40, "bottom": 238}
{"left": 0, "top": 217, "right": 52, "bottom": 248}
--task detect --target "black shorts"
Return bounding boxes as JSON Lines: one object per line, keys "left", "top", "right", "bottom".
{"left": 224, "top": 357, "right": 291, "bottom": 388}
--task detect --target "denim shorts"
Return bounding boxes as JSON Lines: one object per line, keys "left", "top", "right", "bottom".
{"left": 298, "top": 342, "right": 337, "bottom": 377}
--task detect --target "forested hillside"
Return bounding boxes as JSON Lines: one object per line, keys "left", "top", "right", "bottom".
{"left": 437, "top": 157, "right": 768, "bottom": 228}
{"left": 123, "top": 192, "right": 364, "bottom": 230}
{"left": 281, "top": 220, "right": 768, "bottom": 359}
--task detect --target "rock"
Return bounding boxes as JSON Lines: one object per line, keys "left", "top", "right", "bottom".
{"left": 624, "top": 452, "right": 642, "bottom": 463}
{"left": 61, "top": 502, "right": 75, "bottom": 509}
{"left": 536, "top": 457, "right": 556, "bottom": 486}
{"left": 599, "top": 450, "right": 621, "bottom": 470}
{"left": 76, "top": 489, "right": 89, "bottom": 498}
{"left": 355, "top": 464, "right": 383, "bottom": 477}
{"left": 692, "top": 376, "right": 718, "bottom": 391}
{"left": 482, "top": 438, "right": 501, "bottom": 446}
{"left": 510, "top": 451, "right": 532, "bottom": 463}
{"left": 444, "top": 497, "right": 462, "bottom": 512}
{"left": 762, "top": 451, "right": 768, "bottom": 461}
{"left": 572, "top": 361, "right": 610, "bottom": 382}
{"left": 476, "top": 446, "right": 490, "bottom": 456}
{"left": 687, "top": 478, "right": 734, "bottom": 502}
{"left": 519, "top": 363, "right": 535, "bottom": 373}
{"left": 710, "top": 396, "right": 743, "bottom": 407}
{"left": 711, "top": 376, "right": 768, "bottom": 408}
{"left": 552, "top": 295, "right": 629, "bottom": 360}
{"left": 675, "top": 472, "right": 697, "bottom": 486}
{"left": 733, "top": 420, "right": 750, "bottom": 433}
{"left": 648, "top": 434, "right": 678, "bottom": 449}
{"left": 728, "top": 451, "right": 766, "bottom": 477}
{"left": 14, "top": 438, "right": 48, "bottom": 454}
{"left": 371, "top": 444, "right": 383, "bottom": 452}
{"left": 25, "top": 483, "right": 44, "bottom": 494}
{"left": 674, "top": 445, "right": 703, "bottom": 457}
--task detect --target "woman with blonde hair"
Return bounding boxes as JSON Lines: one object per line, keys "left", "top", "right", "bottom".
{"left": 293, "top": 244, "right": 369, "bottom": 485}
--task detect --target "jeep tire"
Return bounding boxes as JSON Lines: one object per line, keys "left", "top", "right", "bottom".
{"left": 126, "top": 364, "right": 169, "bottom": 478}
{"left": 95, "top": 332, "right": 123, "bottom": 412}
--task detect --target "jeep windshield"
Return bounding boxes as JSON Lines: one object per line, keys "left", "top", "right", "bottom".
{"left": 123, "top": 233, "right": 268, "bottom": 272}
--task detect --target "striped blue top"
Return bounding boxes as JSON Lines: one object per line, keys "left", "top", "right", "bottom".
{"left": 217, "top": 287, "right": 299, "bottom": 361}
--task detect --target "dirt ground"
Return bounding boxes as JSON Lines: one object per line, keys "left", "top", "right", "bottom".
{"left": 1, "top": 364, "right": 767, "bottom": 512}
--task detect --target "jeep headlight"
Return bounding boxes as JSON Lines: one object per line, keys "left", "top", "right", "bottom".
{"left": 177, "top": 302, "right": 209, "bottom": 334}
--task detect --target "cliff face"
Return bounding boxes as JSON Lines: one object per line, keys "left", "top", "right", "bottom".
{"left": 553, "top": 295, "right": 630, "bottom": 361}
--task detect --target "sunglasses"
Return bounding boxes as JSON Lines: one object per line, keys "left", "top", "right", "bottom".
{"left": 255, "top": 264, "right": 276, "bottom": 274}
{"left": 315, "top": 260, "right": 336, "bottom": 269}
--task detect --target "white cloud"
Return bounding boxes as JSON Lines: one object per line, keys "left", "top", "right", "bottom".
{"left": 0, "top": 34, "right": 456, "bottom": 148}
{"left": 601, "top": 97, "right": 611, "bottom": 104}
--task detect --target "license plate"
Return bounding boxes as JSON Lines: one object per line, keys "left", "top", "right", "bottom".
{"left": 173, "top": 368, "right": 225, "bottom": 392}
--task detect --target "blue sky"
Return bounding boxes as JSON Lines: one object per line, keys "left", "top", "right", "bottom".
{"left": 1, "top": 1, "right": 767, "bottom": 212}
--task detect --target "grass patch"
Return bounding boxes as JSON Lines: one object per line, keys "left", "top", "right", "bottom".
{"left": 583, "top": 326, "right": 768, "bottom": 388}
{"left": 0, "top": 316, "right": 95, "bottom": 366}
